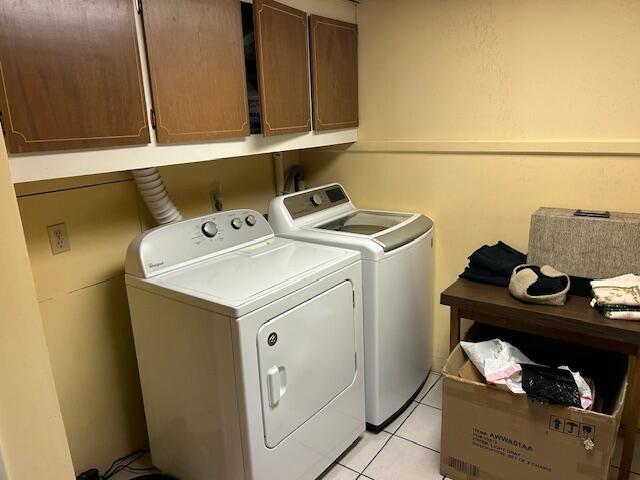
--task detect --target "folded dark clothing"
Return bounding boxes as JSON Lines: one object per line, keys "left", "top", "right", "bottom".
{"left": 460, "top": 266, "right": 510, "bottom": 288}
{"left": 468, "top": 241, "right": 527, "bottom": 277}
{"left": 569, "top": 276, "right": 592, "bottom": 298}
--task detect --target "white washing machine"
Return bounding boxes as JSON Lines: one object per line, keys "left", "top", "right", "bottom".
{"left": 269, "top": 184, "right": 434, "bottom": 431}
{"left": 125, "top": 210, "right": 365, "bottom": 480}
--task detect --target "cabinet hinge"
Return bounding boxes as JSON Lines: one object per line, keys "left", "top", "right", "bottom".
{"left": 150, "top": 108, "right": 157, "bottom": 129}
{"left": 137, "top": 0, "right": 143, "bottom": 14}
{"left": 352, "top": 291, "right": 355, "bottom": 308}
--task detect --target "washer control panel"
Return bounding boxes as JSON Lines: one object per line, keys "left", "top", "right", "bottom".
{"left": 126, "top": 209, "right": 273, "bottom": 278}
{"left": 283, "top": 185, "right": 350, "bottom": 219}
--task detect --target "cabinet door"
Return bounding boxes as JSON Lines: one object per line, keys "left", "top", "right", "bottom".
{"left": 254, "top": 0, "right": 311, "bottom": 136}
{"left": 141, "top": 0, "right": 250, "bottom": 144}
{"left": 0, "top": 0, "right": 149, "bottom": 153}
{"left": 310, "top": 15, "right": 358, "bottom": 131}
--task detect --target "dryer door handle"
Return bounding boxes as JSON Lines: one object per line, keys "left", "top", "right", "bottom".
{"left": 266, "top": 366, "right": 287, "bottom": 407}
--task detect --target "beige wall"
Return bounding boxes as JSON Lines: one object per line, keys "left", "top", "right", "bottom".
{"left": 357, "top": 0, "right": 640, "bottom": 141}
{"left": 0, "top": 136, "right": 75, "bottom": 479}
{"left": 15, "top": 153, "right": 281, "bottom": 474}
{"left": 299, "top": 0, "right": 640, "bottom": 369}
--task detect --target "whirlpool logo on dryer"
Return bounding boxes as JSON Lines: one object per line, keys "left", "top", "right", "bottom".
{"left": 148, "top": 261, "right": 165, "bottom": 270}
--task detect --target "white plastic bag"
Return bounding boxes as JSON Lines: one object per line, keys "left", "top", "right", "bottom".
{"left": 460, "top": 339, "right": 533, "bottom": 394}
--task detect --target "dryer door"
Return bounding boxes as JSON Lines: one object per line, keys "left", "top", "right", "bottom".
{"left": 257, "top": 281, "right": 356, "bottom": 448}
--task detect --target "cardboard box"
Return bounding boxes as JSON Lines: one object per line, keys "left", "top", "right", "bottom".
{"left": 440, "top": 345, "right": 627, "bottom": 480}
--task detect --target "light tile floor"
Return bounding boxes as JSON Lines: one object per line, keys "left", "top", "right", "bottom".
{"left": 113, "top": 371, "right": 640, "bottom": 480}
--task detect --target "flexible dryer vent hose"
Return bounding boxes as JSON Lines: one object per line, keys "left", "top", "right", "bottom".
{"left": 131, "top": 167, "right": 183, "bottom": 225}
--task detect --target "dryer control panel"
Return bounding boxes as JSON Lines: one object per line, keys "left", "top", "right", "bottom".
{"left": 283, "top": 184, "right": 350, "bottom": 219}
{"left": 125, "top": 210, "right": 273, "bottom": 278}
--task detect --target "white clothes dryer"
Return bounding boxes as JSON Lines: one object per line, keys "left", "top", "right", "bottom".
{"left": 125, "top": 210, "right": 365, "bottom": 480}
{"left": 269, "top": 184, "right": 434, "bottom": 431}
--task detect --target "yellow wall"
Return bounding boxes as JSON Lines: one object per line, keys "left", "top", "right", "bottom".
{"left": 299, "top": 0, "right": 640, "bottom": 369}
{"left": 15, "top": 153, "right": 281, "bottom": 474}
{"left": 0, "top": 136, "right": 75, "bottom": 479}
{"left": 357, "top": 0, "right": 640, "bottom": 141}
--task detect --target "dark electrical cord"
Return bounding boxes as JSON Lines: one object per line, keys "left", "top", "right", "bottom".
{"left": 124, "top": 466, "right": 159, "bottom": 473}
{"left": 76, "top": 447, "right": 169, "bottom": 480}
{"left": 101, "top": 448, "right": 151, "bottom": 480}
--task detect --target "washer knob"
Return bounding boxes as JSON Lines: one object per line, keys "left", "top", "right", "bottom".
{"left": 201, "top": 221, "right": 218, "bottom": 238}
{"left": 245, "top": 214, "right": 257, "bottom": 226}
{"left": 311, "top": 194, "right": 323, "bottom": 206}
{"left": 231, "top": 218, "right": 243, "bottom": 230}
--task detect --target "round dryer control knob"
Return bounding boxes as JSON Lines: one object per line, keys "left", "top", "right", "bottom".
{"left": 311, "top": 194, "right": 323, "bottom": 206}
{"left": 201, "top": 221, "right": 218, "bottom": 238}
{"left": 231, "top": 218, "right": 243, "bottom": 230}
{"left": 245, "top": 214, "right": 257, "bottom": 226}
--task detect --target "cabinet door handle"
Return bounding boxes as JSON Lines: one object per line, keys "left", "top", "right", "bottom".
{"left": 266, "top": 366, "right": 287, "bottom": 407}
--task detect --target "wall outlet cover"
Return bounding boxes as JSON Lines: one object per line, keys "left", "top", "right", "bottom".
{"left": 47, "top": 223, "right": 71, "bottom": 255}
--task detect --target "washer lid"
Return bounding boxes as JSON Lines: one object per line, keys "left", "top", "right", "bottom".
{"left": 373, "top": 214, "right": 434, "bottom": 252}
{"left": 132, "top": 237, "right": 359, "bottom": 317}
{"left": 316, "top": 211, "right": 434, "bottom": 252}
{"left": 316, "top": 210, "right": 412, "bottom": 235}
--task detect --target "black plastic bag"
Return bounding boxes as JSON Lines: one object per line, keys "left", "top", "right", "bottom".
{"left": 521, "top": 364, "right": 581, "bottom": 408}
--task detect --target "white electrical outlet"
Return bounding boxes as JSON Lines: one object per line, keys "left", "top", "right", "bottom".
{"left": 47, "top": 223, "right": 71, "bottom": 255}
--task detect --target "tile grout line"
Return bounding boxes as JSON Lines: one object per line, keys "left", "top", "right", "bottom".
{"left": 384, "top": 401, "right": 419, "bottom": 435}
{"left": 353, "top": 431, "right": 395, "bottom": 477}
{"left": 417, "top": 375, "right": 443, "bottom": 410}
{"left": 392, "top": 431, "right": 441, "bottom": 455}
{"left": 345, "top": 372, "right": 444, "bottom": 480}
{"left": 392, "top": 402, "right": 443, "bottom": 451}
{"left": 354, "top": 402, "right": 441, "bottom": 477}
{"left": 416, "top": 371, "right": 442, "bottom": 403}
{"left": 339, "top": 464, "right": 362, "bottom": 476}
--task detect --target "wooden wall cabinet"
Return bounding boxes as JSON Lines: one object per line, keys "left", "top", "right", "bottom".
{"left": 141, "top": 0, "right": 250, "bottom": 144}
{"left": 0, "top": 0, "right": 150, "bottom": 153}
{"left": 1, "top": 1, "right": 359, "bottom": 179}
{"left": 253, "top": 0, "right": 311, "bottom": 136}
{"left": 310, "top": 15, "right": 359, "bottom": 131}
